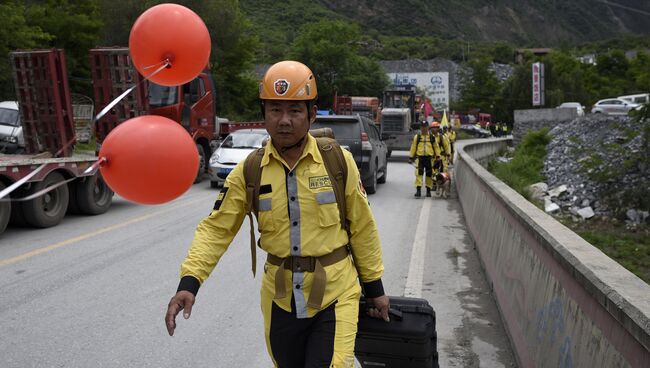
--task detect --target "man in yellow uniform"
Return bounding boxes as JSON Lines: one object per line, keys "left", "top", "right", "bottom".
{"left": 164, "top": 61, "right": 389, "bottom": 368}
{"left": 409, "top": 121, "right": 439, "bottom": 197}
{"left": 448, "top": 126, "right": 457, "bottom": 164}
{"left": 431, "top": 121, "right": 451, "bottom": 173}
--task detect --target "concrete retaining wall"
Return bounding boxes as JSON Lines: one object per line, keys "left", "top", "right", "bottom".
{"left": 513, "top": 108, "right": 577, "bottom": 146}
{"left": 454, "top": 139, "right": 650, "bottom": 368}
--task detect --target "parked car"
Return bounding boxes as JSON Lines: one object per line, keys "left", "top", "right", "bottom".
{"left": 591, "top": 98, "right": 642, "bottom": 115}
{"left": 208, "top": 129, "right": 269, "bottom": 188}
{"left": 0, "top": 101, "right": 24, "bottom": 154}
{"left": 618, "top": 93, "right": 649, "bottom": 105}
{"left": 310, "top": 115, "right": 388, "bottom": 194}
{"left": 557, "top": 102, "right": 585, "bottom": 116}
{"left": 459, "top": 124, "right": 491, "bottom": 138}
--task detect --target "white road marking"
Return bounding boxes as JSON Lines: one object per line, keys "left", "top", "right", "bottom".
{"left": 404, "top": 198, "right": 431, "bottom": 297}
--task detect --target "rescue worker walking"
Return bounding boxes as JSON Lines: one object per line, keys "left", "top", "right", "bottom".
{"left": 164, "top": 61, "right": 389, "bottom": 368}
{"left": 431, "top": 121, "right": 451, "bottom": 173}
{"left": 409, "top": 121, "right": 439, "bottom": 197}
{"left": 443, "top": 125, "right": 456, "bottom": 164}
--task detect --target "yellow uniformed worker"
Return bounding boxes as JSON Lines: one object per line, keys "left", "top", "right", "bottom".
{"left": 409, "top": 120, "right": 440, "bottom": 197}
{"left": 444, "top": 125, "right": 456, "bottom": 164}
{"left": 164, "top": 61, "right": 389, "bottom": 368}
{"left": 431, "top": 121, "right": 451, "bottom": 173}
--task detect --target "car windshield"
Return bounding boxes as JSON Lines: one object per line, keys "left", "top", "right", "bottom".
{"left": 0, "top": 108, "right": 19, "bottom": 127}
{"left": 311, "top": 120, "right": 361, "bottom": 139}
{"left": 221, "top": 132, "right": 267, "bottom": 148}
{"left": 148, "top": 82, "right": 178, "bottom": 108}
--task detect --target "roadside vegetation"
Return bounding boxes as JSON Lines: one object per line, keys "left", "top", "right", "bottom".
{"left": 489, "top": 129, "right": 650, "bottom": 284}
{"left": 488, "top": 129, "right": 550, "bottom": 199}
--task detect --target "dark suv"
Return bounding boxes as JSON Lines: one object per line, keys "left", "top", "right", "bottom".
{"left": 311, "top": 115, "right": 388, "bottom": 194}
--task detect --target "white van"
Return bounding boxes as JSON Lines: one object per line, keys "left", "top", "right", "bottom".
{"left": 618, "top": 93, "right": 649, "bottom": 105}
{"left": 0, "top": 101, "right": 24, "bottom": 154}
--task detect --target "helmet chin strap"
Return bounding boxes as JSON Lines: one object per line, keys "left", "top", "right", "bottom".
{"left": 280, "top": 135, "right": 306, "bottom": 153}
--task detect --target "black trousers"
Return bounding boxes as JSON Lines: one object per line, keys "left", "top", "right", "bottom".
{"left": 417, "top": 156, "right": 433, "bottom": 180}
{"left": 269, "top": 299, "right": 337, "bottom": 368}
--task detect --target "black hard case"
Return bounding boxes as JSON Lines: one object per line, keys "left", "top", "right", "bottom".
{"left": 355, "top": 296, "right": 439, "bottom": 368}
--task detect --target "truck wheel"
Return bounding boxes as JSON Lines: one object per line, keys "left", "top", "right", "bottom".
{"left": 194, "top": 144, "right": 205, "bottom": 184}
{"left": 0, "top": 182, "right": 10, "bottom": 234}
{"left": 365, "top": 169, "right": 377, "bottom": 195}
{"left": 22, "top": 171, "right": 69, "bottom": 228}
{"left": 76, "top": 173, "right": 113, "bottom": 215}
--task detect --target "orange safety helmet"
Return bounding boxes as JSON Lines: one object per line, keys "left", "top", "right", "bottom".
{"left": 430, "top": 121, "right": 440, "bottom": 128}
{"left": 259, "top": 60, "right": 317, "bottom": 101}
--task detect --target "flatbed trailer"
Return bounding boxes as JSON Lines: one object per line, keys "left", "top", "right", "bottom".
{"left": 0, "top": 50, "right": 113, "bottom": 235}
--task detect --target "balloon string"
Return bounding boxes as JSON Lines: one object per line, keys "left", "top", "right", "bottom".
{"left": 82, "top": 157, "right": 107, "bottom": 175}
{"left": 0, "top": 163, "right": 47, "bottom": 200}
{"left": 94, "top": 60, "right": 170, "bottom": 123}
{"left": 0, "top": 177, "right": 76, "bottom": 202}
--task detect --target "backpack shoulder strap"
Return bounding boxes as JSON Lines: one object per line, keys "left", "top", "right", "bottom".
{"left": 243, "top": 148, "right": 265, "bottom": 277}
{"left": 315, "top": 137, "right": 348, "bottom": 232}
{"left": 416, "top": 131, "right": 421, "bottom": 147}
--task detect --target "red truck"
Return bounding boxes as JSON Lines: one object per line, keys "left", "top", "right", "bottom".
{"left": 90, "top": 47, "right": 264, "bottom": 183}
{"left": 333, "top": 95, "right": 380, "bottom": 124}
{"left": 0, "top": 48, "right": 264, "bottom": 235}
{"left": 1, "top": 50, "right": 113, "bottom": 235}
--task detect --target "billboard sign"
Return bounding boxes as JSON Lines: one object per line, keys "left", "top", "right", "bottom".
{"left": 387, "top": 72, "right": 449, "bottom": 109}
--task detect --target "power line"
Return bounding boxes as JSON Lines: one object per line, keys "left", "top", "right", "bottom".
{"left": 595, "top": 0, "right": 650, "bottom": 16}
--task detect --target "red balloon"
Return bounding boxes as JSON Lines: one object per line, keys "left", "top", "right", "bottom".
{"left": 99, "top": 115, "right": 199, "bottom": 205}
{"left": 129, "top": 3, "right": 211, "bottom": 86}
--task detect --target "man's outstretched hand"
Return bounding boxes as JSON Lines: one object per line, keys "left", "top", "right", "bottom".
{"left": 365, "top": 294, "right": 390, "bottom": 322}
{"left": 165, "top": 291, "right": 195, "bottom": 336}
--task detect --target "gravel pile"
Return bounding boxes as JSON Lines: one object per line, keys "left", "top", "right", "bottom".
{"left": 539, "top": 115, "right": 649, "bottom": 224}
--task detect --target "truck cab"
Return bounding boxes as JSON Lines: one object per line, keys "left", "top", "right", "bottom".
{"left": 147, "top": 71, "right": 218, "bottom": 181}
{"left": 380, "top": 84, "right": 416, "bottom": 155}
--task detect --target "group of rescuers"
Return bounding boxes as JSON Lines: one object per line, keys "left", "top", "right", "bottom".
{"left": 409, "top": 119, "right": 456, "bottom": 198}
{"left": 165, "top": 60, "right": 391, "bottom": 367}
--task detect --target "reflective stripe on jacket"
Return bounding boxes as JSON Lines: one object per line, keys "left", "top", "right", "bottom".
{"left": 180, "top": 134, "right": 384, "bottom": 318}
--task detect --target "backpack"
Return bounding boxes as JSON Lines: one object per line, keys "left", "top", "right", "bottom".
{"left": 415, "top": 132, "right": 435, "bottom": 153}
{"left": 242, "top": 136, "right": 349, "bottom": 276}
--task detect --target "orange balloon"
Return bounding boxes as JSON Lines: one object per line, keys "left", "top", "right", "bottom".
{"left": 129, "top": 3, "right": 211, "bottom": 86}
{"left": 99, "top": 115, "right": 199, "bottom": 205}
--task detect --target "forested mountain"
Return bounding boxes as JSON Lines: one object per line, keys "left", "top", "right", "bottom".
{"left": 241, "top": 0, "right": 650, "bottom": 61}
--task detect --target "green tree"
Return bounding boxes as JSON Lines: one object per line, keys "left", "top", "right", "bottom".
{"left": 26, "top": 0, "right": 103, "bottom": 95}
{"left": 544, "top": 50, "right": 590, "bottom": 107}
{"left": 289, "top": 20, "right": 389, "bottom": 108}
{"left": 456, "top": 58, "right": 502, "bottom": 117}
{"left": 0, "top": 1, "right": 51, "bottom": 99}
{"left": 97, "top": 0, "right": 260, "bottom": 120}
{"left": 627, "top": 51, "right": 650, "bottom": 93}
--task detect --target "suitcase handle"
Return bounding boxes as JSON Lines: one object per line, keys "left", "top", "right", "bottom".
{"left": 388, "top": 308, "right": 403, "bottom": 321}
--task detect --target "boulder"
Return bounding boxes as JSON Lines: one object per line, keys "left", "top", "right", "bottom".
{"left": 527, "top": 182, "right": 548, "bottom": 201}
{"left": 545, "top": 198, "right": 560, "bottom": 213}
{"left": 548, "top": 184, "right": 568, "bottom": 198}
{"left": 577, "top": 206, "right": 595, "bottom": 219}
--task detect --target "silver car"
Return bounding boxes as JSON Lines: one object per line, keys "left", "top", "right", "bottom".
{"left": 0, "top": 101, "right": 24, "bottom": 154}
{"left": 208, "top": 129, "right": 269, "bottom": 188}
{"left": 591, "top": 98, "right": 641, "bottom": 115}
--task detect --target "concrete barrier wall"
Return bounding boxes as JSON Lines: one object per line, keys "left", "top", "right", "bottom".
{"left": 454, "top": 139, "right": 650, "bottom": 368}
{"left": 513, "top": 108, "right": 577, "bottom": 146}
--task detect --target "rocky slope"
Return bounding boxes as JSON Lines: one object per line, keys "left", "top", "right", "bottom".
{"left": 241, "top": 0, "right": 650, "bottom": 46}
{"left": 540, "top": 116, "right": 649, "bottom": 225}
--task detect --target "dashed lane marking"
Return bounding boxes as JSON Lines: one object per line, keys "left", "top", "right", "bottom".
{"left": 0, "top": 196, "right": 208, "bottom": 267}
